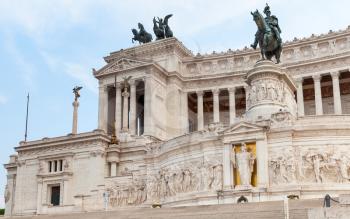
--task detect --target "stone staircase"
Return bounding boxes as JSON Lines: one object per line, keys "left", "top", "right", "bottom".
{"left": 7, "top": 198, "right": 330, "bottom": 219}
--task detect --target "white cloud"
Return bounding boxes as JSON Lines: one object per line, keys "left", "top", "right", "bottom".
{"left": 64, "top": 63, "right": 98, "bottom": 94}
{"left": 40, "top": 51, "right": 97, "bottom": 94}
{"left": 0, "top": 94, "right": 8, "bottom": 105}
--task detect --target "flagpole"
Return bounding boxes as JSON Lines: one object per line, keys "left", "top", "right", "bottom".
{"left": 24, "top": 93, "right": 29, "bottom": 142}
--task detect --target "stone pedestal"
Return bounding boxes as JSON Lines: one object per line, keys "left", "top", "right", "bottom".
{"left": 245, "top": 60, "right": 297, "bottom": 121}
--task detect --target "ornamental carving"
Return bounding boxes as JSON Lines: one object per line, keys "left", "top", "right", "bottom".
{"left": 147, "top": 160, "right": 223, "bottom": 203}
{"left": 269, "top": 146, "right": 350, "bottom": 185}
{"left": 247, "top": 79, "right": 286, "bottom": 108}
{"left": 107, "top": 178, "right": 147, "bottom": 206}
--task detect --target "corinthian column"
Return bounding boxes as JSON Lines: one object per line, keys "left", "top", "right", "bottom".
{"left": 129, "top": 80, "right": 137, "bottom": 135}
{"left": 197, "top": 91, "right": 204, "bottom": 130}
{"left": 313, "top": 75, "right": 323, "bottom": 115}
{"left": 115, "top": 83, "right": 122, "bottom": 136}
{"left": 122, "top": 87, "right": 130, "bottom": 131}
{"left": 296, "top": 78, "right": 305, "bottom": 117}
{"left": 228, "top": 87, "right": 236, "bottom": 125}
{"left": 212, "top": 89, "right": 220, "bottom": 123}
{"left": 331, "top": 72, "right": 342, "bottom": 115}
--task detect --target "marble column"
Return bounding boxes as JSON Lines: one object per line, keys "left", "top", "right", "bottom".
{"left": 296, "top": 78, "right": 305, "bottom": 117}
{"left": 110, "top": 162, "right": 117, "bottom": 177}
{"left": 143, "top": 76, "right": 153, "bottom": 136}
{"left": 256, "top": 139, "right": 268, "bottom": 188}
{"left": 51, "top": 161, "right": 55, "bottom": 173}
{"left": 115, "top": 83, "right": 122, "bottom": 136}
{"left": 182, "top": 91, "right": 189, "bottom": 134}
{"left": 63, "top": 179, "right": 69, "bottom": 205}
{"left": 129, "top": 80, "right": 137, "bottom": 135}
{"left": 122, "top": 87, "right": 130, "bottom": 131}
{"left": 36, "top": 179, "right": 43, "bottom": 214}
{"left": 331, "top": 72, "right": 342, "bottom": 115}
{"left": 98, "top": 84, "right": 108, "bottom": 132}
{"left": 72, "top": 101, "right": 79, "bottom": 134}
{"left": 5, "top": 174, "right": 16, "bottom": 217}
{"left": 196, "top": 91, "right": 204, "bottom": 130}
{"left": 228, "top": 87, "right": 236, "bottom": 125}
{"left": 244, "top": 86, "right": 249, "bottom": 112}
{"left": 313, "top": 75, "right": 323, "bottom": 115}
{"left": 213, "top": 89, "right": 220, "bottom": 123}
{"left": 223, "top": 143, "right": 233, "bottom": 189}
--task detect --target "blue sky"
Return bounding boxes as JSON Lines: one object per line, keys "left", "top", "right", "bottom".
{"left": 1, "top": 0, "right": 349, "bottom": 208}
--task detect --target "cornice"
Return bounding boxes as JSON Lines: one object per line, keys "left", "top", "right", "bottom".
{"left": 104, "top": 37, "right": 193, "bottom": 64}
{"left": 16, "top": 129, "right": 110, "bottom": 152}
{"left": 183, "top": 26, "right": 350, "bottom": 61}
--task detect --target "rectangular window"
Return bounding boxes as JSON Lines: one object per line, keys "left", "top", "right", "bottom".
{"left": 49, "top": 161, "right": 52, "bottom": 172}
{"left": 59, "top": 160, "right": 63, "bottom": 171}
{"left": 50, "top": 186, "right": 60, "bottom": 206}
{"left": 54, "top": 160, "right": 58, "bottom": 172}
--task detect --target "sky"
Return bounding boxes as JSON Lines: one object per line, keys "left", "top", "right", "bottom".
{"left": 0, "top": 0, "right": 350, "bottom": 208}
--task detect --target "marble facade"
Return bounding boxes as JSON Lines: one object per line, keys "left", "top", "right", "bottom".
{"left": 4, "top": 27, "right": 350, "bottom": 216}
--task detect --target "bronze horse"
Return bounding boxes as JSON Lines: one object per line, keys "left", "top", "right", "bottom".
{"left": 251, "top": 10, "right": 282, "bottom": 63}
{"left": 132, "top": 23, "right": 152, "bottom": 44}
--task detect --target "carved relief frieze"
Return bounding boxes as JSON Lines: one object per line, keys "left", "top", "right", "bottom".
{"left": 106, "top": 178, "right": 147, "bottom": 207}
{"left": 247, "top": 78, "right": 286, "bottom": 109}
{"left": 269, "top": 145, "right": 350, "bottom": 185}
{"left": 147, "top": 158, "right": 223, "bottom": 203}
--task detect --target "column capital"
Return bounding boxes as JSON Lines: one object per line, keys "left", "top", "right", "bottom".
{"left": 129, "top": 79, "right": 136, "bottom": 86}
{"left": 212, "top": 88, "right": 220, "bottom": 95}
{"left": 228, "top": 87, "right": 236, "bottom": 93}
{"left": 196, "top": 90, "right": 204, "bottom": 96}
{"left": 115, "top": 82, "right": 122, "bottom": 89}
{"left": 331, "top": 71, "right": 340, "bottom": 79}
{"left": 295, "top": 77, "right": 304, "bottom": 85}
{"left": 312, "top": 74, "right": 321, "bottom": 82}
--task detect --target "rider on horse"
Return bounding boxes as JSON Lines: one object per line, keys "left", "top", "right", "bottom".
{"left": 251, "top": 4, "right": 282, "bottom": 49}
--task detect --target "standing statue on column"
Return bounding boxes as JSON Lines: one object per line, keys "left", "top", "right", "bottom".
{"left": 73, "top": 86, "right": 82, "bottom": 101}
{"left": 122, "top": 76, "right": 132, "bottom": 92}
{"left": 232, "top": 143, "right": 256, "bottom": 187}
{"left": 72, "top": 86, "right": 82, "bottom": 135}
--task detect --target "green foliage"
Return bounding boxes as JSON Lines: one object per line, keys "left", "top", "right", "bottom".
{"left": 0, "top": 208, "right": 4, "bottom": 215}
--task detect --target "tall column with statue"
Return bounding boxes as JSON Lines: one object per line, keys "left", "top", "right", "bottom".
{"left": 72, "top": 86, "right": 82, "bottom": 135}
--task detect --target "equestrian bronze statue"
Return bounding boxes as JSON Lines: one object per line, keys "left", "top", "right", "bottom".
{"left": 251, "top": 4, "right": 282, "bottom": 63}
{"left": 153, "top": 14, "right": 173, "bottom": 40}
{"left": 132, "top": 23, "right": 153, "bottom": 44}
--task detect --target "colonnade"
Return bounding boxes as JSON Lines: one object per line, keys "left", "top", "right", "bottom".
{"left": 296, "top": 71, "right": 343, "bottom": 116}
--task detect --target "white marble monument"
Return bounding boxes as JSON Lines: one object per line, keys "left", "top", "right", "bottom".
{"left": 4, "top": 26, "right": 350, "bottom": 216}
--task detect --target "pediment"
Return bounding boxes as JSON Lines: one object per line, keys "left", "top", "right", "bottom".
{"left": 93, "top": 58, "right": 151, "bottom": 76}
{"left": 221, "top": 121, "right": 266, "bottom": 135}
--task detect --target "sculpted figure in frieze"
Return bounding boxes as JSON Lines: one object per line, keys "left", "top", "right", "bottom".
{"left": 303, "top": 151, "right": 333, "bottom": 183}
{"left": 212, "top": 164, "right": 223, "bottom": 190}
{"left": 108, "top": 179, "right": 147, "bottom": 207}
{"left": 183, "top": 169, "right": 192, "bottom": 192}
{"left": 334, "top": 155, "right": 350, "bottom": 183}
